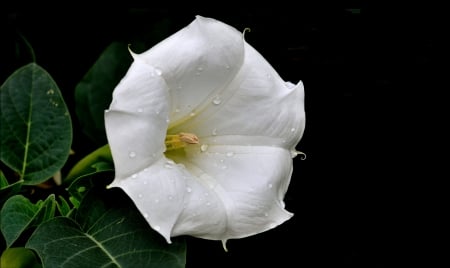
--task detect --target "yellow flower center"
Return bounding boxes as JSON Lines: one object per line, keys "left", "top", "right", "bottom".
{"left": 165, "top": 132, "right": 199, "bottom": 151}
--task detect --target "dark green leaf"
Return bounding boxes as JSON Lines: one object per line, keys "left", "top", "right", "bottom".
{"left": 0, "top": 170, "right": 23, "bottom": 206}
{"left": 0, "top": 247, "right": 42, "bottom": 268}
{"left": 0, "top": 63, "right": 72, "bottom": 185}
{"left": 27, "top": 189, "right": 186, "bottom": 268}
{"left": 0, "top": 194, "right": 56, "bottom": 247}
{"left": 75, "top": 42, "right": 132, "bottom": 145}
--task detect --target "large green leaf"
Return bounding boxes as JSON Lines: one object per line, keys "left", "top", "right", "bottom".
{"left": 0, "top": 63, "right": 72, "bottom": 185}
{"left": 0, "top": 194, "right": 56, "bottom": 247}
{"left": 27, "top": 189, "right": 186, "bottom": 268}
{"left": 75, "top": 42, "right": 132, "bottom": 145}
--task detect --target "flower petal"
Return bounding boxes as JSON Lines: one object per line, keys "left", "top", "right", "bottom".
{"left": 169, "top": 41, "right": 306, "bottom": 152}
{"left": 105, "top": 60, "right": 170, "bottom": 179}
{"left": 166, "top": 144, "right": 293, "bottom": 242}
{"left": 136, "top": 15, "right": 245, "bottom": 124}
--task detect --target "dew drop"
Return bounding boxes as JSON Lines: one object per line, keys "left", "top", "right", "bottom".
{"left": 200, "top": 144, "right": 209, "bottom": 152}
{"left": 268, "top": 183, "right": 273, "bottom": 188}
{"left": 168, "top": 195, "right": 173, "bottom": 200}
{"left": 175, "top": 108, "right": 180, "bottom": 113}
{"left": 225, "top": 65, "right": 230, "bottom": 70}
{"left": 226, "top": 152, "right": 234, "bottom": 157}
{"left": 154, "top": 199, "right": 160, "bottom": 203}
{"left": 132, "top": 173, "right": 138, "bottom": 179}
{"left": 165, "top": 161, "right": 174, "bottom": 169}
{"left": 46, "top": 89, "right": 55, "bottom": 95}
{"left": 212, "top": 128, "right": 218, "bottom": 136}
{"left": 264, "top": 212, "right": 269, "bottom": 217}
{"left": 186, "top": 187, "right": 192, "bottom": 193}
{"left": 197, "top": 66, "right": 203, "bottom": 72}
{"left": 155, "top": 68, "right": 162, "bottom": 76}
{"left": 143, "top": 213, "right": 149, "bottom": 218}
{"left": 212, "top": 96, "right": 222, "bottom": 105}
{"left": 291, "top": 127, "right": 296, "bottom": 132}
{"left": 206, "top": 202, "right": 211, "bottom": 206}
{"left": 138, "top": 194, "right": 143, "bottom": 198}
{"left": 137, "top": 108, "right": 143, "bottom": 113}
{"left": 189, "top": 112, "right": 196, "bottom": 117}
{"left": 166, "top": 118, "right": 170, "bottom": 123}
{"left": 143, "top": 181, "right": 148, "bottom": 185}
{"left": 129, "top": 151, "right": 136, "bottom": 158}
{"left": 154, "top": 225, "right": 161, "bottom": 231}
{"left": 105, "top": 109, "right": 110, "bottom": 113}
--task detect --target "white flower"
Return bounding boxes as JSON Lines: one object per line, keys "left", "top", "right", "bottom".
{"left": 105, "top": 15, "right": 305, "bottom": 247}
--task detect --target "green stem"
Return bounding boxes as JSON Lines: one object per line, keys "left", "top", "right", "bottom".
{"left": 64, "top": 144, "right": 113, "bottom": 185}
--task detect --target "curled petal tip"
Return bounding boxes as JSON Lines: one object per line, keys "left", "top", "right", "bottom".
{"left": 221, "top": 239, "right": 228, "bottom": 252}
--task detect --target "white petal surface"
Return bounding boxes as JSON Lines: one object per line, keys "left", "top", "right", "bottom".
{"left": 167, "top": 144, "right": 294, "bottom": 241}
{"left": 137, "top": 15, "right": 245, "bottom": 124}
{"left": 170, "top": 42, "right": 306, "bottom": 151}
{"left": 105, "top": 60, "right": 170, "bottom": 179}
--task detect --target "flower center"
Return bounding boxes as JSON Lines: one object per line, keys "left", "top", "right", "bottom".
{"left": 165, "top": 132, "right": 199, "bottom": 151}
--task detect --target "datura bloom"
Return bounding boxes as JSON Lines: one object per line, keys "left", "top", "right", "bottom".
{"left": 105, "top": 15, "right": 305, "bottom": 247}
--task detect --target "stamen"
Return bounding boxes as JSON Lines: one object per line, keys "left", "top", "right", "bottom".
{"left": 165, "top": 132, "right": 199, "bottom": 151}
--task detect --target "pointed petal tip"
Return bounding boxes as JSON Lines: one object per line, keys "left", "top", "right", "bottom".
{"left": 221, "top": 239, "right": 228, "bottom": 252}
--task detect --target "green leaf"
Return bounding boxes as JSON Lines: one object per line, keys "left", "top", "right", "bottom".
{"left": 0, "top": 194, "right": 56, "bottom": 247}
{"left": 27, "top": 189, "right": 186, "bottom": 268}
{"left": 0, "top": 63, "right": 72, "bottom": 185}
{"left": 0, "top": 247, "right": 42, "bottom": 268}
{"left": 0, "top": 171, "right": 23, "bottom": 206}
{"left": 75, "top": 42, "right": 132, "bottom": 145}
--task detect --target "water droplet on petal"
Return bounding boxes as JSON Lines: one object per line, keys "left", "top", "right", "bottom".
{"left": 154, "top": 199, "right": 160, "bottom": 203}
{"left": 132, "top": 173, "right": 138, "bottom": 179}
{"left": 143, "top": 213, "right": 149, "bottom": 218}
{"left": 206, "top": 202, "right": 211, "bottom": 206}
{"left": 190, "top": 112, "right": 196, "bottom": 117}
{"left": 175, "top": 108, "right": 180, "bottom": 113}
{"left": 200, "top": 144, "right": 209, "bottom": 152}
{"left": 226, "top": 152, "right": 234, "bottom": 157}
{"left": 268, "top": 183, "right": 273, "bottom": 189}
{"left": 155, "top": 68, "right": 162, "bottom": 76}
{"left": 212, "top": 128, "right": 218, "bottom": 136}
{"left": 143, "top": 181, "right": 148, "bottom": 185}
{"left": 197, "top": 66, "right": 203, "bottom": 72}
{"left": 291, "top": 127, "right": 296, "bottom": 132}
{"left": 186, "top": 187, "right": 192, "bottom": 193}
{"left": 154, "top": 225, "right": 161, "bottom": 231}
{"left": 138, "top": 194, "right": 143, "bottom": 198}
{"left": 168, "top": 195, "right": 173, "bottom": 200}
{"left": 137, "top": 108, "right": 143, "bottom": 113}
{"left": 225, "top": 65, "right": 230, "bottom": 70}
{"left": 212, "top": 96, "right": 222, "bottom": 105}
{"left": 129, "top": 151, "right": 136, "bottom": 158}
{"left": 264, "top": 212, "right": 269, "bottom": 217}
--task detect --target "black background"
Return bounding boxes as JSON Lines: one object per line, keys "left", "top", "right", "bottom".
{"left": 1, "top": 4, "right": 439, "bottom": 267}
